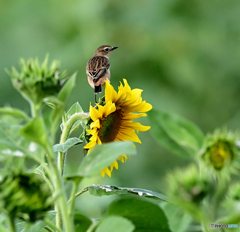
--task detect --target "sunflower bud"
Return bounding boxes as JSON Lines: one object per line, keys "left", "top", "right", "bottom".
{"left": 166, "top": 165, "right": 211, "bottom": 204}
{"left": 0, "top": 172, "right": 52, "bottom": 222}
{"left": 6, "top": 55, "right": 68, "bottom": 105}
{"left": 201, "top": 130, "right": 238, "bottom": 171}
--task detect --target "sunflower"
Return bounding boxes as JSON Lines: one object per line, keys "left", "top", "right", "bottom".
{"left": 84, "top": 79, "right": 152, "bottom": 177}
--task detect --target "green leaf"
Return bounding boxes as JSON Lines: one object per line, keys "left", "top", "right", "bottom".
{"left": 0, "top": 107, "right": 30, "bottom": 121}
{"left": 51, "top": 72, "right": 77, "bottom": 135}
{"left": 0, "top": 121, "right": 44, "bottom": 161}
{"left": 20, "top": 117, "right": 48, "bottom": 149}
{"left": 106, "top": 198, "right": 171, "bottom": 232}
{"left": 65, "top": 102, "right": 84, "bottom": 118}
{"left": 0, "top": 213, "right": 8, "bottom": 232}
{"left": 162, "top": 202, "right": 192, "bottom": 232}
{"left": 78, "top": 141, "right": 136, "bottom": 177}
{"left": 88, "top": 185, "right": 168, "bottom": 202}
{"left": 43, "top": 96, "right": 63, "bottom": 109}
{"left": 96, "top": 216, "right": 135, "bottom": 232}
{"left": 74, "top": 213, "right": 92, "bottom": 232}
{"left": 58, "top": 72, "right": 77, "bottom": 103}
{"left": 53, "top": 137, "right": 83, "bottom": 152}
{"left": 16, "top": 211, "right": 56, "bottom": 232}
{"left": 61, "top": 102, "right": 86, "bottom": 134}
{"left": 148, "top": 109, "right": 204, "bottom": 158}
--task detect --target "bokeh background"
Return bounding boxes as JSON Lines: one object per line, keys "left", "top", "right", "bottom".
{"left": 1, "top": 0, "right": 240, "bottom": 218}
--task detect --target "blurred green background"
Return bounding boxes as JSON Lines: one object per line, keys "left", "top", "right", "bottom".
{"left": 1, "top": 0, "right": 240, "bottom": 218}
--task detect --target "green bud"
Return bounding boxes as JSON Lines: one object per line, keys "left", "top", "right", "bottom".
{"left": 166, "top": 165, "right": 211, "bottom": 204}
{"left": 201, "top": 130, "right": 238, "bottom": 171}
{"left": 6, "top": 55, "right": 68, "bottom": 105}
{"left": 0, "top": 172, "right": 52, "bottom": 222}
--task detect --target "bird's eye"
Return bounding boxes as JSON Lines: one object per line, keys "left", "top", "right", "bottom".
{"left": 104, "top": 48, "right": 110, "bottom": 52}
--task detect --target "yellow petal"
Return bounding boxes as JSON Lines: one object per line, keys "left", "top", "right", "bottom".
{"left": 118, "top": 155, "right": 128, "bottom": 163}
{"left": 122, "top": 122, "right": 151, "bottom": 131}
{"left": 117, "top": 129, "right": 142, "bottom": 143}
{"left": 110, "top": 161, "right": 119, "bottom": 171}
{"left": 105, "top": 80, "right": 118, "bottom": 103}
{"left": 100, "top": 167, "right": 111, "bottom": 177}
{"left": 86, "top": 129, "right": 96, "bottom": 135}
{"left": 90, "top": 119, "right": 100, "bottom": 128}
{"left": 83, "top": 140, "right": 96, "bottom": 149}
{"left": 123, "top": 113, "right": 147, "bottom": 120}
{"left": 125, "top": 101, "right": 152, "bottom": 113}
{"left": 103, "top": 102, "right": 116, "bottom": 117}
{"left": 90, "top": 105, "right": 102, "bottom": 121}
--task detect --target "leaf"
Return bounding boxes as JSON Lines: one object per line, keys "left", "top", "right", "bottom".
{"left": 74, "top": 213, "right": 92, "bottom": 232}
{"left": 0, "top": 107, "right": 30, "bottom": 121}
{"left": 53, "top": 137, "right": 83, "bottom": 152}
{"left": 96, "top": 216, "right": 135, "bottom": 232}
{"left": 0, "top": 122, "right": 44, "bottom": 161}
{"left": 88, "top": 185, "right": 168, "bottom": 202}
{"left": 162, "top": 202, "right": 192, "bottom": 232}
{"left": 106, "top": 198, "right": 171, "bottom": 232}
{"left": 43, "top": 96, "right": 63, "bottom": 109}
{"left": 58, "top": 72, "right": 77, "bottom": 103}
{"left": 61, "top": 102, "right": 85, "bottom": 134}
{"left": 78, "top": 141, "right": 137, "bottom": 177}
{"left": 16, "top": 211, "right": 56, "bottom": 232}
{"left": 148, "top": 109, "right": 204, "bottom": 158}
{"left": 20, "top": 117, "right": 48, "bottom": 149}
{"left": 51, "top": 72, "right": 77, "bottom": 135}
{"left": 65, "top": 102, "right": 84, "bottom": 118}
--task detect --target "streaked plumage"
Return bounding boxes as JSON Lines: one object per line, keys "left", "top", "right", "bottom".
{"left": 86, "top": 45, "right": 118, "bottom": 102}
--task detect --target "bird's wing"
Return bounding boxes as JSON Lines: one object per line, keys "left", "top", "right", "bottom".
{"left": 86, "top": 56, "right": 110, "bottom": 83}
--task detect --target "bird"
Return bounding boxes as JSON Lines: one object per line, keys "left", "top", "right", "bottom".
{"left": 86, "top": 45, "right": 118, "bottom": 103}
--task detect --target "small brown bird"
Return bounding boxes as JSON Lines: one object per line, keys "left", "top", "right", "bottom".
{"left": 86, "top": 45, "right": 118, "bottom": 103}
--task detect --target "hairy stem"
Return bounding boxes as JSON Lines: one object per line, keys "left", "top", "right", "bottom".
{"left": 58, "top": 113, "right": 89, "bottom": 176}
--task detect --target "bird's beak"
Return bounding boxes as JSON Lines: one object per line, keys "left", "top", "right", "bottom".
{"left": 111, "top": 46, "right": 118, "bottom": 51}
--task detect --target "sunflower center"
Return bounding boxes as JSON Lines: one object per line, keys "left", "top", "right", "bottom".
{"left": 99, "top": 110, "right": 122, "bottom": 143}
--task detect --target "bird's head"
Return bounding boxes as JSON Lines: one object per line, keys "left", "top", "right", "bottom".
{"left": 93, "top": 45, "right": 118, "bottom": 58}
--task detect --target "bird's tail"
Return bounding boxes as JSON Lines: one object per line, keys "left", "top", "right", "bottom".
{"left": 94, "top": 85, "right": 102, "bottom": 94}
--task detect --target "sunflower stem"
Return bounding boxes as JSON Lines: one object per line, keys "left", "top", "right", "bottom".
{"left": 58, "top": 113, "right": 89, "bottom": 176}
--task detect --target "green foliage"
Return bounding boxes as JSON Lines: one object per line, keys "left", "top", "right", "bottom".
{"left": 95, "top": 216, "right": 135, "bottom": 232}
{"left": 0, "top": 121, "right": 44, "bottom": 162}
{"left": 53, "top": 137, "right": 83, "bottom": 153}
{"left": 105, "top": 198, "right": 171, "bottom": 232}
{"left": 78, "top": 141, "right": 137, "bottom": 177}
{"left": 74, "top": 213, "right": 92, "bottom": 232}
{"left": 148, "top": 109, "right": 204, "bottom": 158}
{"left": 0, "top": 107, "right": 30, "bottom": 122}
{"left": 88, "top": 185, "right": 168, "bottom": 202}
{"left": 0, "top": 172, "right": 53, "bottom": 222}
{"left": 20, "top": 117, "right": 49, "bottom": 151}
{"left": 51, "top": 72, "right": 77, "bottom": 136}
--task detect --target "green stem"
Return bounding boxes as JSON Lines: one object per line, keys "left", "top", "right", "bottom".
{"left": 68, "top": 182, "right": 78, "bottom": 216}
{"left": 45, "top": 144, "right": 74, "bottom": 232}
{"left": 74, "top": 187, "right": 89, "bottom": 199}
{"left": 29, "top": 101, "right": 41, "bottom": 118}
{"left": 8, "top": 216, "right": 16, "bottom": 232}
{"left": 58, "top": 113, "right": 89, "bottom": 176}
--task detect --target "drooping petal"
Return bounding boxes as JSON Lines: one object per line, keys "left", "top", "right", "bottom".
{"left": 122, "top": 121, "right": 151, "bottom": 131}
{"left": 117, "top": 129, "right": 142, "bottom": 144}
{"left": 123, "top": 113, "right": 147, "bottom": 120}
